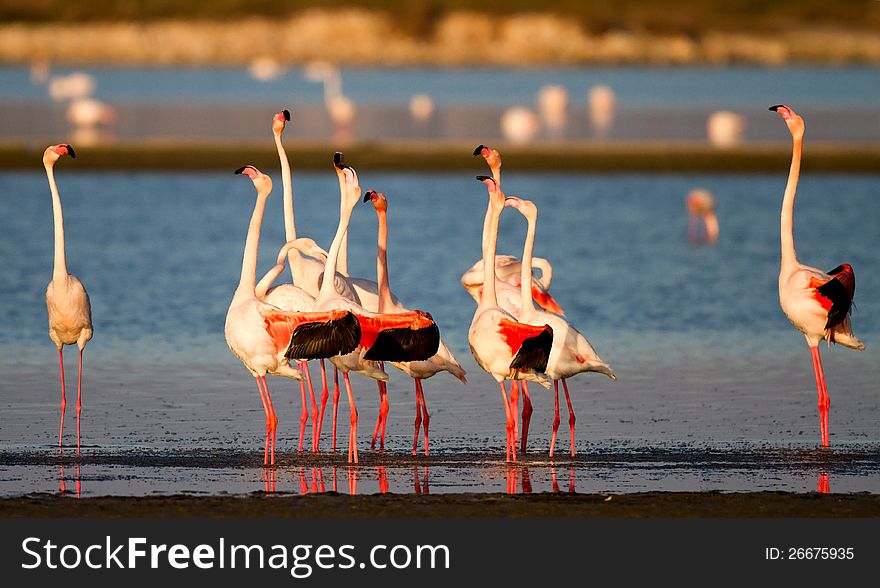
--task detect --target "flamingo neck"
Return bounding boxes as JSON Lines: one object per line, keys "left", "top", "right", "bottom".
{"left": 780, "top": 135, "right": 802, "bottom": 271}
{"left": 479, "top": 194, "right": 503, "bottom": 310}
{"left": 45, "top": 163, "right": 68, "bottom": 280}
{"left": 274, "top": 132, "right": 300, "bottom": 278}
{"left": 375, "top": 208, "right": 395, "bottom": 313}
{"left": 235, "top": 188, "right": 270, "bottom": 299}
{"left": 319, "top": 192, "right": 356, "bottom": 301}
{"left": 519, "top": 212, "right": 538, "bottom": 316}
{"left": 480, "top": 166, "right": 502, "bottom": 255}
{"left": 336, "top": 173, "right": 350, "bottom": 276}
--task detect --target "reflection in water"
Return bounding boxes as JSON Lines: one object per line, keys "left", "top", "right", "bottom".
{"left": 550, "top": 467, "right": 576, "bottom": 494}
{"left": 263, "top": 468, "right": 276, "bottom": 494}
{"left": 818, "top": 472, "right": 830, "bottom": 494}
{"left": 347, "top": 467, "right": 358, "bottom": 496}
{"left": 377, "top": 467, "right": 389, "bottom": 494}
{"left": 58, "top": 465, "right": 81, "bottom": 498}
{"left": 414, "top": 466, "right": 429, "bottom": 494}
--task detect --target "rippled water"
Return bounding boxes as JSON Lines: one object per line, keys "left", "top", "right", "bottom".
{"left": 0, "top": 170, "right": 878, "bottom": 496}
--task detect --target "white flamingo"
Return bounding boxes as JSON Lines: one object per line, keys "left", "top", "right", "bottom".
{"left": 770, "top": 104, "right": 864, "bottom": 447}
{"left": 468, "top": 176, "right": 553, "bottom": 462}
{"left": 505, "top": 196, "right": 616, "bottom": 457}
{"left": 364, "top": 189, "right": 467, "bottom": 455}
{"left": 43, "top": 143, "right": 92, "bottom": 453}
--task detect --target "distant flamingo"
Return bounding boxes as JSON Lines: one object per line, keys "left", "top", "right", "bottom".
{"left": 686, "top": 188, "right": 719, "bottom": 245}
{"left": 770, "top": 104, "right": 864, "bottom": 447}
{"left": 505, "top": 196, "right": 616, "bottom": 456}
{"left": 43, "top": 143, "right": 92, "bottom": 453}
{"left": 469, "top": 176, "right": 553, "bottom": 462}
{"left": 365, "top": 189, "right": 467, "bottom": 455}
{"left": 224, "top": 166, "right": 360, "bottom": 465}
{"left": 310, "top": 167, "right": 440, "bottom": 463}
{"left": 465, "top": 144, "right": 564, "bottom": 315}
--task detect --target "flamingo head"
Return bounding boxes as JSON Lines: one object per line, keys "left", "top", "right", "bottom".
{"left": 363, "top": 189, "right": 387, "bottom": 212}
{"left": 473, "top": 143, "right": 501, "bottom": 171}
{"left": 685, "top": 189, "right": 715, "bottom": 216}
{"left": 43, "top": 143, "right": 75, "bottom": 166}
{"left": 334, "top": 152, "right": 359, "bottom": 186}
{"left": 770, "top": 104, "right": 804, "bottom": 139}
{"left": 235, "top": 165, "right": 272, "bottom": 194}
{"left": 280, "top": 237, "right": 328, "bottom": 263}
{"left": 272, "top": 109, "right": 290, "bottom": 134}
{"left": 476, "top": 175, "right": 498, "bottom": 192}
{"left": 504, "top": 196, "right": 537, "bottom": 220}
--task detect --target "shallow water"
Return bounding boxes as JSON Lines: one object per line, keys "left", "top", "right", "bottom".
{"left": 0, "top": 171, "right": 877, "bottom": 496}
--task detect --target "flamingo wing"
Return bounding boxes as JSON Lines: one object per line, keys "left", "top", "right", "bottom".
{"left": 816, "top": 263, "right": 856, "bottom": 331}
{"left": 359, "top": 311, "right": 441, "bottom": 362}
{"left": 531, "top": 284, "right": 564, "bottom": 315}
{"left": 261, "top": 308, "right": 361, "bottom": 359}
{"left": 498, "top": 318, "right": 553, "bottom": 372}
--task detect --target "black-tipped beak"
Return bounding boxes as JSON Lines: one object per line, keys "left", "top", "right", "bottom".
{"left": 473, "top": 144, "right": 486, "bottom": 157}
{"left": 234, "top": 166, "right": 247, "bottom": 175}
{"left": 475, "top": 175, "right": 492, "bottom": 182}
{"left": 363, "top": 190, "right": 375, "bottom": 203}
{"left": 282, "top": 109, "right": 291, "bottom": 121}
{"left": 334, "top": 152, "right": 345, "bottom": 169}
{"left": 769, "top": 105, "right": 783, "bottom": 112}
{"left": 65, "top": 144, "right": 76, "bottom": 159}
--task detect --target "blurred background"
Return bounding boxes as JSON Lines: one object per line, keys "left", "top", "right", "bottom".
{"left": 1, "top": 0, "right": 878, "bottom": 151}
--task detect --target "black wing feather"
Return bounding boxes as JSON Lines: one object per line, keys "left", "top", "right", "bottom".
{"left": 285, "top": 312, "right": 361, "bottom": 360}
{"left": 364, "top": 323, "right": 440, "bottom": 362}
{"left": 819, "top": 264, "right": 856, "bottom": 331}
{"left": 509, "top": 326, "right": 553, "bottom": 372}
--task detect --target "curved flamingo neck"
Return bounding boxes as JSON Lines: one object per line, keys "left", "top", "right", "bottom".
{"left": 480, "top": 166, "right": 502, "bottom": 254}
{"left": 479, "top": 193, "right": 503, "bottom": 310}
{"left": 274, "top": 131, "right": 300, "bottom": 278}
{"left": 336, "top": 173, "right": 350, "bottom": 277}
{"left": 45, "top": 163, "right": 68, "bottom": 280}
{"left": 780, "top": 135, "right": 802, "bottom": 271}
{"left": 319, "top": 189, "right": 357, "bottom": 301}
{"left": 518, "top": 211, "right": 538, "bottom": 316}
{"left": 375, "top": 207, "right": 395, "bottom": 313}
{"left": 235, "top": 186, "right": 270, "bottom": 299}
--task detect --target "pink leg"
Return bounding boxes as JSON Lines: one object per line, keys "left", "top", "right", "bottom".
{"left": 262, "top": 376, "right": 278, "bottom": 465}
{"left": 379, "top": 380, "right": 390, "bottom": 449}
{"left": 296, "top": 369, "right": 309, "bottom": 453}
{"left": 550, "top": 380, "right": 561, "bottom": 457}
{"left": 499, "top": 382, "right": 514, "bottom": 462}
{"left": 509, "top": 381, "right": 520, "bottom": 448}
{"left": 562, "top": 378, "right": 576, "bottom": 457}
{"left": 255, "top": 376, "right": 271, "bottom": 466}
{"left": 417, "top": 379, "right": 430, "bottom": 456}
{"left": 57, "top": 348, "right": 66, "bottom": 450}
{"left": 332, "top": 367, "right": 341, "bottom": 452}
{"left": 76, "top": 348, "right": 84, "bottom": 454}
{"left": 412, "top": 380, "right": 422, "bottom": 456}
{"left": 317, "top": 359, "right": 329, "bottom": 451}
{"left": 342, "top": 371, "right": 358, "bottom": 463}
{"left": 371, "top": 380, "right": 387, "bottom": 450}
{"left": 809, "top": 346, "right": 831, "bottom": 447}
{"left": 301, "top": 362, "right": 318, "bottom": 452}
{"left": 520, "top": 382, "right": 532, "bottom": 453}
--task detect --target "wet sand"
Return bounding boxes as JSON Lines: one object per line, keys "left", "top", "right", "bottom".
{"left": 4, "top": 491, "right": 880, "bottom": 518}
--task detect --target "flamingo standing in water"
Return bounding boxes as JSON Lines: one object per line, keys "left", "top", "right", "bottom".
{"left": 686, "top": 188, "right": 719, "bottom": 245}
{"left": 311, "top": 167, "right": 440, "bottom": 463}
{"left": 43, "top": 143, "right": 92, "bottom": 452}
{"left": 225, "top": 165, "right": 360, "bottom": 465}
{"left": 505, "top": 196, "right": 616, "bottom": 456}
{"left": 464, "top": 144, "right": 564, "bottom": 316}
{"left": 770, "top": 104, "right": 864, "bottom": 447}
{"left": 364, "top": 189, "right": 467, "bottom": 455}
{"left": 469, "top": 176, "right": 553, "bottom": 462}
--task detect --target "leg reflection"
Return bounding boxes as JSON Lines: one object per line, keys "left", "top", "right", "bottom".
{"left": 377, "top": 466, "right": 389, "bottom": 493}
{"left": 521, "top": 466, "right": 532, "bottom": 494}
{"left": 817, "top": 472, "right": 830, "bottom": 494}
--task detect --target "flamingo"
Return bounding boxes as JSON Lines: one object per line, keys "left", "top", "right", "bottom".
{"left": 311, "top": 166, "right": 440, "bottom": 463}
{"left": 224, "top": 165, "right": 360, "bottom": 465}
{"left": 464, "top": 144, "right": 564, "bottom": 316}
{"left": 43, "top": 143, "right": 92, "bottom": 453}
{"left": 271, "top": 111, "right": 360, "bottom": 452}
{"left": 686, "top": 188, "right": 719, "bottom": 245}
{"left": 469, "top": 175, "right": 553, "bottom": 462}
{"left": 770, "top": 104, "right": 864, "bottom": 448}
{"left": 364, "top": 189, "right": 467, "bottom": 455}
{"left": 504, "top": 196, "right": 617, "bottom": 456}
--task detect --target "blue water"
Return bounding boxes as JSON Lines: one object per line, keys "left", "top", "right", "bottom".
{"left": 3, "top": 65, "right": 879, "bottom": 108}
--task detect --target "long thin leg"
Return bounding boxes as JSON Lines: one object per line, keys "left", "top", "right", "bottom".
{"left": 550, "top": 379, "right": 561, "bottom": 457}
{"left": 412, "top": 379, "right": 422, "bottom": 456}
{"left": 261, "top": 376, "right": 278, "bottom": 465}
{"left": 255, "top": 376, "right": 271, "bottom": 466}
{"left": 371, "top": 380, "right": 387, "bottom": 450}
{"left": 379, "top": 377, "right": 390, "bottom": 449}
{"left": 562, "top": 378, "right": 576, "bottom": 457}
{"left": 342, "top": 371, "right": 358, "bottom": 463}
{"left": 57, "top": 348, "right": 66, "bottom": 450}
{"left": 296, "top": 369, "right": 309, "bottom": 453}
{"left": 76, "top": 348, "right": 84, "bottom": 453}
{"left": 418, "top": 378, "right": 430, "bottom": 456}
{"left": 509, "top": 381, "right": 520, "bottom": 449}
{"left": 520, "top": 381, "right": 532, "bottom": 454}
{"left": 499, "top": 381, "right": 514, "bottom": 462}
{"left": 317, "top": 359, "right": 329, "bottom": 451}
{"left": 302, "top": 362, "right": 318, "bottom": 452}
{"left": 332, "top": 367, "right": 341, "bottom": 452}
{"left": 809, "top": 346, "right": 830, "bottom": 447}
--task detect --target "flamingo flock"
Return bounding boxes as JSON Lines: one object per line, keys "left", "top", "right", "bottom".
{"left": 40, "top": 103, "right": 864, "bottom": 464}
